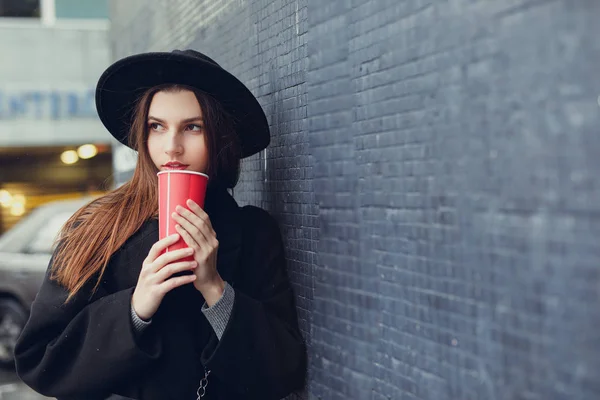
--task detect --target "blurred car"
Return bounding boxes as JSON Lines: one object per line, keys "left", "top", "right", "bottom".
{"left": 0, "top": 197, "right": 90, "bottom": 369}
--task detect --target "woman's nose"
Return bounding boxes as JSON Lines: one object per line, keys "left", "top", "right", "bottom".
{"left": 164, "top": 134, "right": 183, "bottom": 155}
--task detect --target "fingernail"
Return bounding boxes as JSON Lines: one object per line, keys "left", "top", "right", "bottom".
{"left": 170, "top": 233, "right": 179, "bottom": 239}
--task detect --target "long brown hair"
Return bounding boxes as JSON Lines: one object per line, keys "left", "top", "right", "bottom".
{"left": 51, "top": 84, "right": 241, "bottom": 301}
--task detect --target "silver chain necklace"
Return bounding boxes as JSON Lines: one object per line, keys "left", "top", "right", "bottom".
{"left": 196, "top": 368, "right": 211, "bottom": 399}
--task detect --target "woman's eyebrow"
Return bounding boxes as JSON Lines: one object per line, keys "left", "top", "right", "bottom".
{"left": 148, "top": 116, "right": 204, "bottom": 124}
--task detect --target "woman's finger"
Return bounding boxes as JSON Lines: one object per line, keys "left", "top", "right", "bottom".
{"left": 175, "top": 223, "right": 202, "bottom": 250}
{"left": 153, "top": 247, "right": 194, "bottom": 271}
{"left": 175, "top": 205, "right": 205, "bottom": 230}
{"left": 159, "top": 274, "right": 197, "bottom": 295}
{"left": 172, "top": 211, "right": 209, "bottom": 244}
{"left": 154, "top": 260, "right": 197, "bottom": 283}
{"left": 177, "top": 204, "right": 216, "bottom": 239}
{"left": 186, "top": 200, "right": 214, "bottom": 231}
{"left": 144, "top": 234, "right": 180, "bottom": 264}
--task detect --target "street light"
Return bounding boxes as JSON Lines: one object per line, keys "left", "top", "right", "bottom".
{"left": 9, "top": 194, "right": 25, "bottom": 217}
{"left": 77, "top": 144, "right": 98, "bottom": 159}
{"left": 10, "top": 202, "right": 25, "bottom": 217}
{"left": 0, "top": 190, "right": 12, "bottom": 208}
{"left": 61, "top": 150, "right": 79, "bottom": 165}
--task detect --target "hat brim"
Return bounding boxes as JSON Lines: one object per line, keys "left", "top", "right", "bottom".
{"left": 95, "top": 52, "right": 269, "bottom": 158}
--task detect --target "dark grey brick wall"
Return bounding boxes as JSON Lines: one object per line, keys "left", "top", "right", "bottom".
{"left": 108, "top": 1, "right": 600, "bottom": 399}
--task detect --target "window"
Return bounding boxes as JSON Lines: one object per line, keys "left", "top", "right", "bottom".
{"left": 0, "top": 0, "right": 40, "bottom": 18}
{"left": 26, "top": 211, "right": 73, "bottom": 254}
{"left": 55, "top": 0, "right": 108, "bottom": 19}
{"left": 0, "top": 0, "right": 108, "bottom": 22}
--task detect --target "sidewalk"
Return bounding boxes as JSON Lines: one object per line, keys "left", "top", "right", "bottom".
{"left": 0, "top": 382, "right": 52, "bottom": 400}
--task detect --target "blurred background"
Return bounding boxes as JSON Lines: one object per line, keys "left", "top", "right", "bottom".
{"left": 0, "top": 0, "right": 112, "bottom": 234}
{"left": 0, "top": 0, "right": 111, "bottom": 398}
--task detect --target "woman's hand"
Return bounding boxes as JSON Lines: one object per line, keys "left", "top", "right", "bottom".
{"left": 131, "top": 234, "right": 198, "bottom": 320}
{"left": 172, "top": 199, "right": 224, "bottom": 305}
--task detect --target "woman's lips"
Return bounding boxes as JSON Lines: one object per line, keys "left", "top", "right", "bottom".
{"left": 162, "top": 163, "right": 189, "bottom": 170}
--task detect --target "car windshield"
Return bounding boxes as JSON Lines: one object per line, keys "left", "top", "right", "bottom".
{"left": 26, "top": 211, "right": 77, "bottom": 254}
{"left": 0, "top": 206, "right": 49, "bottom": 253}
{"left": 0, "top": 200, "right": 87, "bottom": 253}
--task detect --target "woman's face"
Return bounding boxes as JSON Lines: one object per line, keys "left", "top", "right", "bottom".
{"left": 146, "top": 90, "right": 209, "bottom": 174}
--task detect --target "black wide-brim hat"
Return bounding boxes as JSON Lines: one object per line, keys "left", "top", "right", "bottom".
{"left": 95, "top": 49, "right": 269, "bottom": 158}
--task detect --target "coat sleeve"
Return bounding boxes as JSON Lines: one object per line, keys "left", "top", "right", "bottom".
{"left": 14, "top": 250, "right": 162, "bottom": 398}
{"left": 200, "top": 206, "right": 307, "bottom": 399}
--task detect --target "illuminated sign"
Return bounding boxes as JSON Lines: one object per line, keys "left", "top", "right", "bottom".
{"left": 0, "top": 89, "right": 97, "bottom": 120}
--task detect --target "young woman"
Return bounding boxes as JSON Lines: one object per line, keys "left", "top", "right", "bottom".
{"left": 14, "top": 50, "right": 306, "bottom": 400}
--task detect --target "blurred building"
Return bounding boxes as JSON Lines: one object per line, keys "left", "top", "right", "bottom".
{"left": 0, "top": 0, "right": 113, "bottom": 233}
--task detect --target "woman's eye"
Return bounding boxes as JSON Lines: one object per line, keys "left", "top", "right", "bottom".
{"left": 186, "top": 124, "right": 203, "bottom": 132}
{"left": 149, "top": 122, "right": 163, "bottom": 131}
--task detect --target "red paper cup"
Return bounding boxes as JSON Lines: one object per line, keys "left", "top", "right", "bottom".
{"left": 158, "top": 170, "right": 209, "bottom": 263}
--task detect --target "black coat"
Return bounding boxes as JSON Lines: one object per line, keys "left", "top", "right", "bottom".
{"left": 14, "top": 185, "right": 307, "bottom": 400}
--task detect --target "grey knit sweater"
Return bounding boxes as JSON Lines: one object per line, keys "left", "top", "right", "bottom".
{"left": 130, "top": 282, "right": 235, "bottom": 340}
